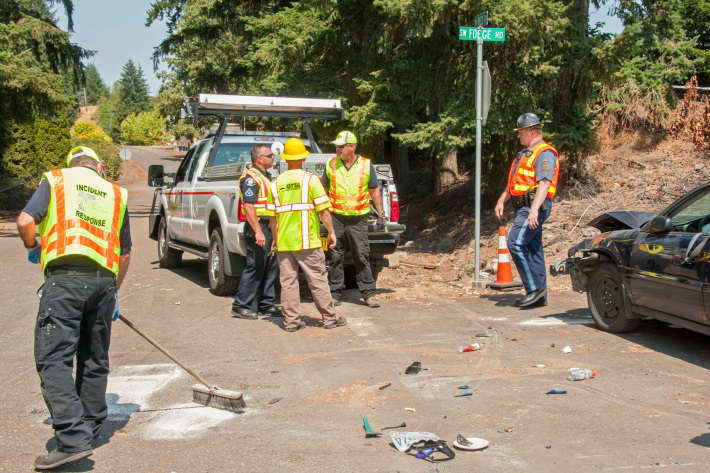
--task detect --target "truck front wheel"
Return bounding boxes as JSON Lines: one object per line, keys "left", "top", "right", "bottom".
{"left": 158, "top": 217, "right": 183, "bottom": 268}
{"left": 208, "top": 227, "right": 239, "bottom": 295}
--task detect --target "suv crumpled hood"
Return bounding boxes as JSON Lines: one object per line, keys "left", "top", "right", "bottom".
{"left": 587, "top": 211, "right": 657, "bottom": 232}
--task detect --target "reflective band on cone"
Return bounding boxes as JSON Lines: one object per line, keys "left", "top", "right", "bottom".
{"left": 488, "top": 226, "right": 524, "bottom": 291}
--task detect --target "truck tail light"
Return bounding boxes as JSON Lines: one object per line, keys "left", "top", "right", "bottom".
{"left": 237, "top": 198, "right": 247, "bottom": 222}
{"left": 390, "top": 191, "right": 399, "bottom": 222}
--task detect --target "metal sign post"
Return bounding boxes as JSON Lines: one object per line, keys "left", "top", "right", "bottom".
{"left": 459, "top": 18, "right": 505, "bottom": 287}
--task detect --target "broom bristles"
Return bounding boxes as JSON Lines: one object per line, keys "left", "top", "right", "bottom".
{"left": 192, "top": 384, "right": 246, "bottom": 413}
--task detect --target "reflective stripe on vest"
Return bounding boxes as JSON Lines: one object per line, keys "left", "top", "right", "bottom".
{"left": 238, "top": 167, "right": 273, "bottom": 217}
{"left": 39, "top": 168, "right": 127, "bottom": 276}
{"left": 507, "top": 141, "right": 559, "bottom": 199}
{"left": 327, "top": 156, "right": 371, "bottom": 215}
{"left": 272, "top": 170, "right": 323, "bottom": 251}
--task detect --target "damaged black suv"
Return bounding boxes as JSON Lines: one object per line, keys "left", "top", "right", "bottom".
{"left": 552, "top": 182, "right": 710, "bottom": 336}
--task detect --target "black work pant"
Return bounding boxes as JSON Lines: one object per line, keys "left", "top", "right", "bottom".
{"left": 233, "top": 221, "right": 279, "bottom": 311}
{"left": 328, "top": 214, "right": 376, "bottom": 299}
{"left": 35, "top": 272, "right": 116, "bottom": 452}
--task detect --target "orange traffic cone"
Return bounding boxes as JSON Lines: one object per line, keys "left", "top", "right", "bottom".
{"left": 488, "top": 226, "right": 524, "bottom": 291}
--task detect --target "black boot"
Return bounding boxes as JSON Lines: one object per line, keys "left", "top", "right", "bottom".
{"left": 34, "top": 448, "right": 93, "bottom": 470}
{"left": 514, "top": 287, "right": 547, "bottom": 307}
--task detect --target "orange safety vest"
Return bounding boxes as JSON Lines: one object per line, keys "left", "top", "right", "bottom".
{"left": 238, "top": 166, "right": 274, "bottom": 217}
{"left": 508, "top": 140, "right": 559, "bottom": 199}
{"left": 327, "top": 155, "right": 371, "bottom": 215}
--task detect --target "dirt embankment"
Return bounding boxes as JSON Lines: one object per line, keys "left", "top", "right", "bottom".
{"left": 378, "top": 133, "right": 710, "bottom": 301}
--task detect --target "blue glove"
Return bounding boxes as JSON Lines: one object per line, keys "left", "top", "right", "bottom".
{"left": 113, "top": 295, "right": 120, "bottom": 322}
{"left": 27, "top": 241, "right": 41, "bottom": 264}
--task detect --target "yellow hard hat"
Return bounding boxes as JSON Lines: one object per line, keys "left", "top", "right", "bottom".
{"left": 281, "top": 138, "right": 310, "bottom": 161}
{"left": 67, "top": 146, "right": 100, "bottom": 166}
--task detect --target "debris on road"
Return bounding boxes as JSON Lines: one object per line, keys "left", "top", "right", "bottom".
{"left": 534, "top": 364, "right": 546, "bottom": 368}
{"left": 379, "top": 382, "right": 392, "bottom": 390}
{"left": 475, "top": 333, "right": 492, "bottom": 338}
{"left": 382, "top": 422, "right": 406, "bottom": 431}
{"left": 454, "top": 392, "right": 473, "bottom": 397}
{"left": 457, "top": 385, "right": 469, "bottom": 389}
{"left": 458, "top": 343, "right": 481, "bottom": 353}
{"left": 390, "top": 432, "right": 439, "bottom": 452}
{"left": 567, "top": 368, "right": 596, "bottom": 381}
{"left": 405, "top": 362, "right": 422, "bottom": 374}
{"left": 546, "top": 389, "right": 567, "bottom": 394}
{"left": 453, "top": 436, "right": 489, "bottom": 451}
{"left": 404, "top": 407, "right": 416, "bottom": 412}
{"left": 562, "top": 346, "right": 572, "bottom": 353}
{"left": 268, "top": 397, "right": 283, "bottom": 405}
{"left": 363, "top": 417, "right": 382, "bottom": 438}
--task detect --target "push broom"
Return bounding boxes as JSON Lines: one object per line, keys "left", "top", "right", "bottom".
{"left": 118, "top": 314, "right": 245, "bottom": 413}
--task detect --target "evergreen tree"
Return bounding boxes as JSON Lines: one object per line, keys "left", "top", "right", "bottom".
{"left": 83, "top": 64, "right": 109, "bottom": 105}
{"left": 116, "top": 59, "right": 151, "bottom": 127}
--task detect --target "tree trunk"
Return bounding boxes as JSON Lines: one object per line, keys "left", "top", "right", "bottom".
{"left": 435, "top": 150, "right": 458, "bottom": 192}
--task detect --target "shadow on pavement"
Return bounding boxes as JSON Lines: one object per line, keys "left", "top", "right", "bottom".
{"left": 151, "top": 259, "right": 213, "bottom": 292}
{"left": 691, "top": 423, "right": 710, "bottom": 448}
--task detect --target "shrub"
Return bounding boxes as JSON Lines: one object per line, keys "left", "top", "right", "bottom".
{"left": 69, "top": 138, "right": 123, "bottom": 181}
{"left": 71, "top": 121, "right": 113, "bottom": 142}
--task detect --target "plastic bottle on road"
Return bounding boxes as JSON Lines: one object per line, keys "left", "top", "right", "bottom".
{"left": 458, "top": 343, "right": 481, "bottom": 353}
{"left": 567, "top": 368, "right": 596, "bottom": 381}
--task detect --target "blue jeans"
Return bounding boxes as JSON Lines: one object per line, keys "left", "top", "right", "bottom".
{"left": 508, "top": 203, "right": 552, "bottom": 296}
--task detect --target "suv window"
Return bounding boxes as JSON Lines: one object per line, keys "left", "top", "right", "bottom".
{"left": 210, "top": 143, "right": 254, "bottom": 167}
{"left": 187, "top": 142, "right": 206, "bottom": 181}
{"left": 174, "top": 148, "right": 196, "bottom": 183}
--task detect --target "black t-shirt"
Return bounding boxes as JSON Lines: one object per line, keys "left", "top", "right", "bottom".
{"left": 23, "top": 174, "right": 133, "bottom": 255}
{"left": 240, "top": 166, "right": 272, "bottom": 205}
{"left": 321, "top": 156, "right": 379, "bottom": 190}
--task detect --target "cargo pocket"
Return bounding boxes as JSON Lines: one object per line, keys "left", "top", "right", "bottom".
{"left": 34, "top": 308, "right": 57, "bottom": 363}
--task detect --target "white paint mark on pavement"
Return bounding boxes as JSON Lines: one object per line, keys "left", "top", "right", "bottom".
{"left": 517, "top": 317, "right": 594, "bottom": 326}
{"left": 141, "top": 404, "right": 235, "bottom": 439}
{"left": 107, "top": 364, "right": 182, "bottom": 420}
{"left": 106, "top": 364, "right": 239, "bottom": 439}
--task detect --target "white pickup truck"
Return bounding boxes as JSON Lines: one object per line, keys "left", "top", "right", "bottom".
{"left": 147, "top": 94, "right": 406, "bottom": 295}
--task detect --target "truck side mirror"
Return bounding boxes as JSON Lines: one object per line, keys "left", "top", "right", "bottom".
{"left": 148, "top": 165, "right": 164, "bottom": 187}
{"left": 648, "top": 215, "right": 672, "bottom": 234}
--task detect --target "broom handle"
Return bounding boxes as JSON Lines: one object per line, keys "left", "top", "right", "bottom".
{"left": 118, "top": 314, "right": 213, "bottom": 389}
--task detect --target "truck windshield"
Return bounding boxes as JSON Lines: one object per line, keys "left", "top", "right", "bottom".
{"left": 211, "top": 143, "right": 254, "bottom": 166}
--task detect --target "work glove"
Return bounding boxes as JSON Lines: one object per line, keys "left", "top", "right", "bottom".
{"left": 113, "top": 294, "right": 120, "bottom": 322}
{"left": 27, "top": 240, "right": 41, "bottom": 264}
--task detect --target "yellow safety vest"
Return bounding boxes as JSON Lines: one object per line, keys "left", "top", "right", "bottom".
{"left": 238, "top": 167, "right": 275, "bottom": 217}
{"left": 325, "top": 155, "right": 371, "bottom": 216}
{"left": 269, "top": 169, "right": 331, "bottom": 251}
{"left": 39, "top": 167, "right": 128, "bottom": 276}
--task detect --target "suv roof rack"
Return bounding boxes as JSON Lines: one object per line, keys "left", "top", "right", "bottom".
{"left": 205, "top": 130, "right": 301, "bottom": 138}
{"left": 183, "top": 94, "right": 344, "bottom": 121}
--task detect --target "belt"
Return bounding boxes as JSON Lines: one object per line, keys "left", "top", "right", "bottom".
{"left": 46, "top": 265, "right": 115, "bottom": 278}
{"left": 511, "top": 195, "right": 530, "bottom": 209}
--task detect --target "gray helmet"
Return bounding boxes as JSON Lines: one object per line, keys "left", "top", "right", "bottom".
{"left": 513, "top": 113, "right": 542, "bottom": 131}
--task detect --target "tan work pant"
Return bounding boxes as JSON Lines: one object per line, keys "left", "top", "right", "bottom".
{"left": 278, "top": 248, "right": 337, "bottom": 329}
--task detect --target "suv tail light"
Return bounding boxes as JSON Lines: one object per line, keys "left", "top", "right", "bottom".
{"left": 390, "top": 191, "right": 399, "bottom": 222}
{"left": 237, "top": 198, "right": 247, "bottom": 222}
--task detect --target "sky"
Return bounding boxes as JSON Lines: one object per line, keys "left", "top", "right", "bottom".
{"left": 56, "top": 0, "right": 167, "bottom": 96}
{"left": 56, "top": 2, "right": 625, "bottom": 98}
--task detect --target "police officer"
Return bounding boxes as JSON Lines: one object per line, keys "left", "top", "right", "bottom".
{"left": 494, "top": 113, "right": 559, "bottom": 308}
{"left": 269, "top": 138, "right": 346, "bottom": 332}
{"left": 16, "top": 146, "right": 131, "bottom": 470}
{"left": 231, "top": 145, "right": 280, "bottom": 319}
{"left": 321, "top": 131, "right": 386, "bottom": 308}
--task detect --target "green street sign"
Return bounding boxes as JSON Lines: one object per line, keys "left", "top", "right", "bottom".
{"left": 474, "top": 12, "right": 488, "bottom": 28}
{"left": 459, "top": 27, "right": 506, "bottom": 42}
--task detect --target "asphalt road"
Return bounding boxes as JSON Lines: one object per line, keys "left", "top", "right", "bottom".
{"left": 0, "top": 146, "right": 708, "bottom": 472}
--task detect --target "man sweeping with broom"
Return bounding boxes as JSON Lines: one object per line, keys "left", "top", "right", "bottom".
{"left": 16, "top": 147, "right": 131, "bottom": 470}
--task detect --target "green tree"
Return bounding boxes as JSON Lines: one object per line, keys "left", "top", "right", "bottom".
{"left": 116, "top": 59, "right": 151, "bottom": 128}
{"left": 0, "top": 0, "right": 90, "bottom": 186}
{"left": 121, "top": 110, "right": 164, "bottom": 145}
{"left": 83, "top": 63, "right": 109, "bottom": 105}
{"left": 98, "top": 82, "right": 123, "bottom": 140}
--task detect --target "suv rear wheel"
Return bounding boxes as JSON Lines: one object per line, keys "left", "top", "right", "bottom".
{"left": 208, "top": 227, "right": 238, "bottom": 295}
{"left": 158, "top": 217, "right": 183, "bottom": 268}
{"left": 587, "top": 263, "right": 641, "bottom": 333}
